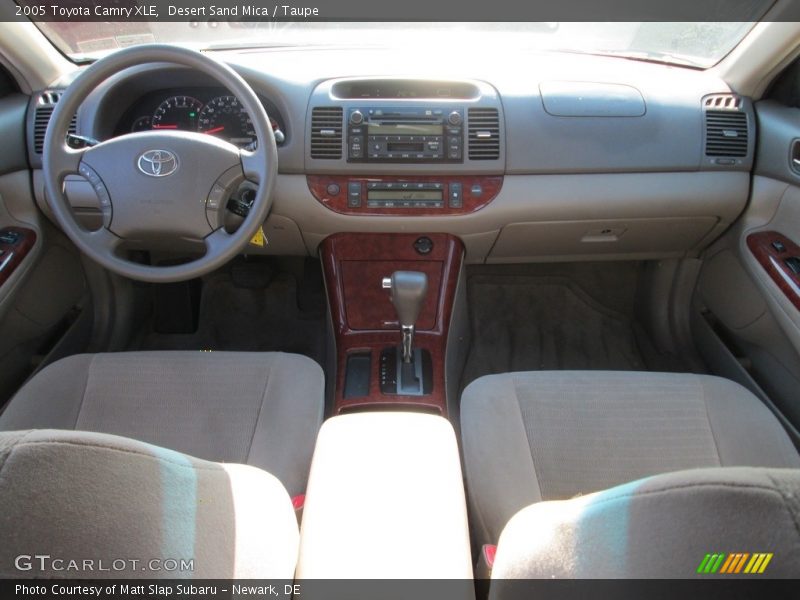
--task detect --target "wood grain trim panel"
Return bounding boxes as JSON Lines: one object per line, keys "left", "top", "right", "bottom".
{"left": 308, "top": 175, "right": 502, "bottom": 216}
{"left": 746, "top": 231, "right": 800, "bottom": 311}
{"left": 0, "top": 227, "right": 37, "bottom": 289}
{"left": 321, "top": 233, "right": 463, "bottom": 415}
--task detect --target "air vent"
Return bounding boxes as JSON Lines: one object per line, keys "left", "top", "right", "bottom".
{"left": 310, "top": 106, "right": 343, "bottom": 159}
{"left": 705, "top": 111, "right": 748, "bottom": 158}
{"left": 704, "top": 95, "right": 742, "bottom": 110}
{"left": 33, "top": 91, "right": 77, "bottom": 154}
{"left": 467, "top": 108, "right": 500, "bottom": 160}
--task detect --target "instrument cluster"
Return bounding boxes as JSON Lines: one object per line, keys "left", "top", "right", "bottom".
{"left": 115, "top": 88, "right": 286, "bottom": 149}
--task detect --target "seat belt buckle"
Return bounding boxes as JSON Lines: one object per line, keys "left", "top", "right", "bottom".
{"left": 476, "top": 544, "right": 496, "bottom": 579}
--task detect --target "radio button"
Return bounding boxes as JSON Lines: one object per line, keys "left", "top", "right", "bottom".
{"left": 349, "top": 110, "right": 364, "bottom": 125}
{"left": 448, "top": 111, "right": 463, "bottom": 126}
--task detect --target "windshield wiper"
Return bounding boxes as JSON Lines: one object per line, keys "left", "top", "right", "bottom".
{"left": 556, "top": 48, "right": 704, "bottom": 69}
{"left": 202, "top": 40, "right": 308, "bottom": 51}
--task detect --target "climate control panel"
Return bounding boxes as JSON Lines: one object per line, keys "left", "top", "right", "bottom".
{"left": 307, "top": 175, "right": 503, "bottom": 216}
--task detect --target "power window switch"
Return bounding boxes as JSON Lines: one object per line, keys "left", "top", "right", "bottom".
{"left": 0, "top": 230, "right": 20, "bottom": 245}
{"left": 785, "top": 257, "right": 800, "bottom": 275}
{"left": 772, "top": 240, "right": 787, "bottom": 253}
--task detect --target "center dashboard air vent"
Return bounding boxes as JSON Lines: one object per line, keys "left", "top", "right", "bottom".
{"left": 310, "top": 106, "right": 343, "bottom": 159}
{"left": 32, "top": 90, "right": 77, "bottom": 155}
{"left": 703, "top": 94, "right": 749, "bottom": 162}
{"left": 467, "top": 108, "right": 500, "bottom": 160}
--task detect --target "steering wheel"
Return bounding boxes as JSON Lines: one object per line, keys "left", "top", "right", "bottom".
{"left": 43, "top": 44, "right": 277, "bottom": 283}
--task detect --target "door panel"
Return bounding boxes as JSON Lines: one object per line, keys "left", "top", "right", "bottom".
{"left": 694, "top": 98, "right": 800, "bottom": 437}
{"left": 0, "top": 68, "right": 89, "bottom": 405}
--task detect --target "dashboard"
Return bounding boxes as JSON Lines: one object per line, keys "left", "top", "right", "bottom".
{"left": 27, "top": 47, "right": 757, "bottom": 263}
{"left": 112, "top": 87, "right": 286, "bottom": 149}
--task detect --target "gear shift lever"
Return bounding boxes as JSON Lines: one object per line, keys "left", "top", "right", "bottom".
{"left": 382, "top": 271, "right": 428, "bottom": 363}
{"left": 380, "top": 271, "right": 432, "bottom": 396}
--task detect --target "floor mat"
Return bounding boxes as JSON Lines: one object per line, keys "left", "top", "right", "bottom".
{"left": 131, "top": 262, "right": 326, "bottom": 368}
{"left": 461, "top": 263, "right": 689, "bottom": 389}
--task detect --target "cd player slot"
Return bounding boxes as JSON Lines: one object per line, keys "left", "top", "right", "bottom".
{"left": 387, "top": 142, "right": 425, "bottom": 153}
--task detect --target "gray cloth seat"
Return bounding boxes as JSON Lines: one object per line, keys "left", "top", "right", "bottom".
{"left": 461, "top": 371, "right": 800, "bottom": 548}
{"left": 0, "top": 351, "right": 324, "bottom": 496}
{"left": 0, "top": 429, "right": 300, "bottom": 578}
{"left": 491, "top": 466, "right": 800, "bottom": 579}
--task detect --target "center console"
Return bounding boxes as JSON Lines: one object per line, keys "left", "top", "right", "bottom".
{"left": 301, "top": 78, "right": 498, "bottom": 580}
{"left": 296, "top": 412, "right": 474, "bottom": 582}
{"left": 311, "top": 79, "right": 505, "bottom": 415}
{"left": 321, "top": 232, "right": 464, "bottom": 415}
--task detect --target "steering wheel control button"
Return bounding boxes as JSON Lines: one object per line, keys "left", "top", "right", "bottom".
{"left": 78, "top": 163, "right": 112, "bottom": 210}
{"left": 347, "top": 181, "right": 362, "bottom": 207}
{"left": 414, "top": 236, "right": 434, "bottom": 255}
{"left": 449, "top": 183, "right": 463, "bottom": 208}
{"left": 207, "top": 184, "right": 227, "bottom": 210}
{"left": 137, "top": 149, "right": 179, "bottom": 177}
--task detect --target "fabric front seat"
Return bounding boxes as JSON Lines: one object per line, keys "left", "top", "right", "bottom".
{"left": 0, "top": 351, "right": 324, "bottom": 497}
{"left": 490, "top": 466, "right": 800, "bottom": 579}
{"left": 460, "top": 371, "right": 800, "bottom": 549}
{"left": 0, "top": 429, "right": 300, "bottom": 578}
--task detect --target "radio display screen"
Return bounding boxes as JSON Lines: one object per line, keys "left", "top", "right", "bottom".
{"left": 367, "top": 123, "right": 444, "bottom": 135}
{"left": 367, "top": 190, "right": 444, "bottom": 201}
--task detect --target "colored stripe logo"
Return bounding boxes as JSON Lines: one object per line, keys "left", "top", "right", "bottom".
{"left": 696, "top": 552, "right": 773, "bottom": 574}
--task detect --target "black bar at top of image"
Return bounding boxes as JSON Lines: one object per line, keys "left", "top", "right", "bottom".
{"left": 5, "top": 0, "right": 800, "bottom": 23}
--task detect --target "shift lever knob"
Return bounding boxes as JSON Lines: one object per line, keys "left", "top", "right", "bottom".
{"left": 383, "top": 271, "right": 428, "bottom": 327}
{"left": 382, "top": 271, "right": 428, "bottom": 363}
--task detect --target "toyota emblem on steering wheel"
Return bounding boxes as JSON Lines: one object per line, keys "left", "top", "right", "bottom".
{"left": 137, "top": 149, "right": 179, "bottom": 177}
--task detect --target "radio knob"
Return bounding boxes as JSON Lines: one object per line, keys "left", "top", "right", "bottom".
{"left": 447, "top": 111, "right": 462, "bottom": 126}
{"left": 350, "top": 110, "right": 364, "bottom": 125}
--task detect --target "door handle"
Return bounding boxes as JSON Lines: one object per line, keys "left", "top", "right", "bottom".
{"left": 791, "top": 139, "right": 800, "bottom": 174}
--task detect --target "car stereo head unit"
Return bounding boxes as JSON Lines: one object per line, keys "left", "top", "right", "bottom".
{"left": 347, "top": 107, "right": 464, "bottom": 163}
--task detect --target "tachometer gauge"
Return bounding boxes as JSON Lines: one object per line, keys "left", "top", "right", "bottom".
{"left": 198, "top": 95, "right": 256, "bottom": 147}
{"left": 131, "top": 116, "right": 151, "bottom": 132}
{"left": 152, "top": 96, "right": 203, "bottom": 131}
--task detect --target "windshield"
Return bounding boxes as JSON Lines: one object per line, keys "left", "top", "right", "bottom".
{"left": 33, "top": 22, "right": 757, "bottom": 68}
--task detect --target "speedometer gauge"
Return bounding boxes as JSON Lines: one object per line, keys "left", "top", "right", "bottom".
{"left": 198, "top": 95, "right": 256, "bottom": 148}
{"left": 152, "top": 96, "right": 203, "bottom": 131}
